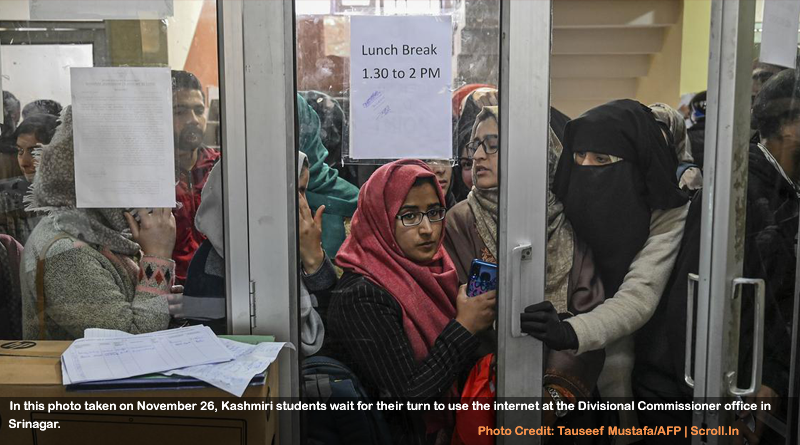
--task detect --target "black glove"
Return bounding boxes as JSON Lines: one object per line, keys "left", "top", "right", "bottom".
{"left": 520, "top": 301, "right": 579, "bottom": 351}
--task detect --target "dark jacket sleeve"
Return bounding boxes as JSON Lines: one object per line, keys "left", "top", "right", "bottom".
{"left": 301, "top": 254, "right": 337, "bottom": 293}
{"left": 328, "top": 278, "right": 479, "bottom": 402}
{"left": 302, "top": 254, "right": 338, "bottom": 328}
{"left": 740, "top": 148, "right": 797, "bottom": 396}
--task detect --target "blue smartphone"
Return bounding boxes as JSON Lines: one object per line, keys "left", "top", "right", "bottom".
{"left": 467, "top": 259, "right": 498, "bottom": 297}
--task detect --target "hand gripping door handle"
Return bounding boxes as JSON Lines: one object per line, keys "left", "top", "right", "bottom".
{"left": 685, "top": 273, "right": 699, "bottom": 388}
{"left": 728, "top": 277, "right": 765, "bottom": 397}
{"left": 510, "top": 244, "right": 532, "bottom": 338}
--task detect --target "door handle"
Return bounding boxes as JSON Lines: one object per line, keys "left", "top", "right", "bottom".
{"left": 728, "top": 277, "right": 765, "bottom": 397}
{"left": 685, "top": 273, "right": 699, "bottom": 388}
{"left": 510, "top": 244, "right": 532, "bottom": 338}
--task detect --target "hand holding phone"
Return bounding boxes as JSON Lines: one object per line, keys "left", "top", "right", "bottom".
{"left": 456, "top": 284, "right": 496, "bottom": 334}
{"left": 467, "top": 259, "right": 498, "bottom": 297}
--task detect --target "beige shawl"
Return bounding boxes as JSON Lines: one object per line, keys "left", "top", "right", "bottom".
{"left": 465, "top": 105, "right": 574, "bottom": 311}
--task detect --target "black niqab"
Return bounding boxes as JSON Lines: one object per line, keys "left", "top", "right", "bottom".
{"left": 553, "top": 99, "right": 688, "bottom": 297}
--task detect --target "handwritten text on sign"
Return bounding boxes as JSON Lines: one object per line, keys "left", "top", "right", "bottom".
{"left": 349, "top": 16, "right": 452, "bottom": 160}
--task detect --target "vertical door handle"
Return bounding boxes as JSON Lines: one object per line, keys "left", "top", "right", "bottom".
{"left": 510, "top": 244, "right": 532, "bottom": 338}
{"left": 685, "top": 273, "right": 699, "bottom": 388}
{"left": 728, "top": 277, "right": 765, "bottom": 397}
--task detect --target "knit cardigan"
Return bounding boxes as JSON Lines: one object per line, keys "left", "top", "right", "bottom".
{"left": 21, "top": 216, "right": 174, "bottom": 340}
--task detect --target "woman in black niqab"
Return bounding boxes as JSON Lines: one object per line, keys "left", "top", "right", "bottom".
{"left": 523, "top": 100, "right": 690, "bottom": 435}
{"left": 553, "top": 99, "right": 689, "bottom": 298}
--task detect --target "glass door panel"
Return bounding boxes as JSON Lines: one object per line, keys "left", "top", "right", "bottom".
{"left": 0, "top": 0, "right": 243, "bottom": 340}
{"left": 292, "top": 1, "right": 516, "bottom": 444}
{"left": 692, "top": 0, "right": 800, "bottom": 444}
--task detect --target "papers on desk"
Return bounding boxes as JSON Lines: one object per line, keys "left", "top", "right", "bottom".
{"left": 62, "top": 326, "right": 233, "bottom": 385}
{"left": 163, "top": 340, "right": 287, "bottom": 397}
{"left": 62, "top": 325, "right": 289, "bottom": 397}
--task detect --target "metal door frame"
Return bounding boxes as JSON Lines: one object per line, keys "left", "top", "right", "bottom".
{"left": 218, "top": 0, "right": 253, "bottom": 336}
{"left": 497, "top": 0, "right": 552, "bottom": 442}
{"left": 694, "top": 0, "right": 756, "bottom": 443}
{"left": 239, "top": 0, "right": 300, "bottom": 443}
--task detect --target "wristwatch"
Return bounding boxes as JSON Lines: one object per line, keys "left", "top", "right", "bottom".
{"left": 545, "top": 386, "right": 569, "bottom": 418}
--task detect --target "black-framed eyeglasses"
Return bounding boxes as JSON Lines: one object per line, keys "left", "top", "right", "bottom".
{"left": 459, "top": 157, "right": 473, "bottom": 170}
{"left": 466, "top": 135, "right": 499, "bottom": 156}
{"left": 395, "top": 208, "right": 447, "bottom": 227}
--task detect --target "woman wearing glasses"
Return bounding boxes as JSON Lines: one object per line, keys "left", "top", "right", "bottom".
{"left": 444, "top": 106, "right": 501, "bottom": 283}
{"left": 444, "top": 107, "right": 609, "bottom": 434}
{"left": 327, "top": 159, "right": 496, "bottom": 445}
{"left": 452, "top": 86, "right": 498, "bottom": 202}
{"left": 423, "top": 159, "right": 459, "bottom": 209}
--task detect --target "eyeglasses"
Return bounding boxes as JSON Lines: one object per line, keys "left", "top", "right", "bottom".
{"left": 459, "top": 157, "right": 473, "bottom": 170}
{"left": 395, "top": 208, "right": 447, "bottom": 227}
{"left": 466, "top": 135, "right": 499, "bottom": 156}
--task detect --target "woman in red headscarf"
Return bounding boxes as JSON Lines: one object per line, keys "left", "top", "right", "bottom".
{"left": 328, "top": 159, "right": 496, "bottom": 445}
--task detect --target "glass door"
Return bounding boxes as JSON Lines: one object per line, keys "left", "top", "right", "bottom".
{"left": 691, "top": 0, "right": 800, "bottom": 444}
{"left": 0, "top": 0, "right": 252, "bottom": 339}
{"left": 285, "top": 0, "right": 556, "bottom": 443}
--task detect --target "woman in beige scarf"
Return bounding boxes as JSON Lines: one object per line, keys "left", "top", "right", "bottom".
{"left": 444, "top": 107, "right": 606, "bottom": 413}
{"left": 444, "top": 106, "right": 581, "bottom": 312}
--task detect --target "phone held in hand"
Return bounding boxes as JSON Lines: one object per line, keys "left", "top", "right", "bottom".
{"left": 467, "top": 259, "right": 498, "bottom": 297}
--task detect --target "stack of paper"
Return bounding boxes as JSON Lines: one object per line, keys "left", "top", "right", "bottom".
{"left": 61, "top": 325, "right": 288, "bottom": 397}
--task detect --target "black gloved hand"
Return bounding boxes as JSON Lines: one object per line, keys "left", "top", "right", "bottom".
{"left": 520, "top": 301, "right": 579, "bottom": 351}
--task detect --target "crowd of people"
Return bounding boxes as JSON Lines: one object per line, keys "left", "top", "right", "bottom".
{"left": 0, "top": 58, "right": 798, "bottom": 445}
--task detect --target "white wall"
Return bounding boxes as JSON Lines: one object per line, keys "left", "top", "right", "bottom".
{"left": 1, "top": 45, "right": 94, "bottom": 108}
{"left": 166, "top": 0, "right": 204, "bottom": 70}
{"left": 0, "top": 0, "right": 31, "bottom": 20}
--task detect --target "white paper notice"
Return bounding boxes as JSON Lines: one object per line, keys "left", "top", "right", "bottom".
{"left": 71, "top": 67, "right": 175, "bottom": 208}
{"left": 30, "top": 0, "right": 173, "bottom": 20}
{"left": 350, "top": 16, "right": 452, "bottom": 160}
{"left": 760, "top": 0, "right": 800, "bottom": 69}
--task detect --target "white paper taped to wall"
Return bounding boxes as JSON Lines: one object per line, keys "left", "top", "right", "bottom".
{"left": 349, "top": 15, "right": 453, "bottom": 160}
{"left": 30, "top": 0, "right": 173, "bottom": 20}
{"left": 760, "top": 0, "right": 800, "bottom": 69}
{"left": 71, "top": 67, "right": 176, "bottom": 208}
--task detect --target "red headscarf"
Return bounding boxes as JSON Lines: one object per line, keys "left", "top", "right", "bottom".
{"left": 452, "top": 83, "right": 494, "bottom": 117}
{"left": 336, "top": 159, "right": 459, "bottom": 362}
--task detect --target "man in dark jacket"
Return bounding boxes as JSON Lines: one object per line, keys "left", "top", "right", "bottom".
{"left": 686, "top": 91, "right": 707, "bottom": 170}
{"left": 634, "top": 70, "right": 800, "bottom": 445}
{"left": 171, "top": 70, "right": 219, "bottom": 283}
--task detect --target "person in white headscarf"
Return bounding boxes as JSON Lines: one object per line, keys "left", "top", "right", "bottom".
{"left": 21, "top": 106, "right": 181, "bottom": 340}
{"left": 189, "top": 152, "right": 332, "bottom": 355}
